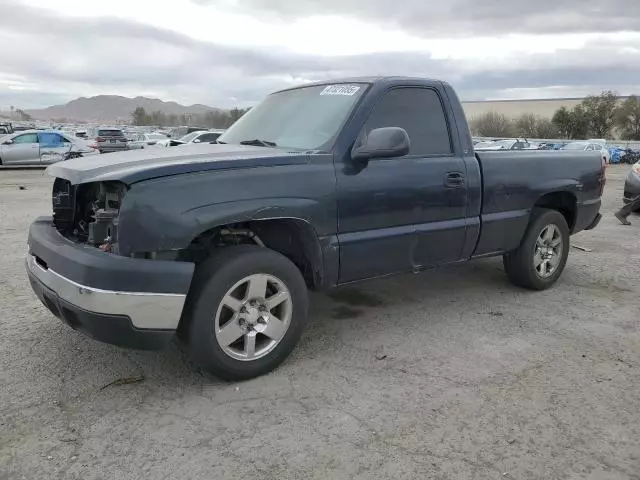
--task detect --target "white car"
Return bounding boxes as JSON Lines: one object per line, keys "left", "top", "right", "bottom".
{"left": 127, "top": 132, "right": 170, "bottom": 149}
{"left": 474, "top": 138, "right": 534, "bottom": 151}
{"left": 156, "top": 129, "right": 225, "bottom": 147}
{"left": 561, "top": 141, "right": 611, "bottom": 164}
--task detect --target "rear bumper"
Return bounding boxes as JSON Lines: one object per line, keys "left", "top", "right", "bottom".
{"left": 26, "top": 217, "right": 194, "bottom": 349}
{"left": 584, "top": 212, "right": 602, "bottom": 231}
{"left": 573, "top": 199, "right": 602, "bottom": 233}
{"left": 99, "top": 147, "right": 128, "bottom": 153}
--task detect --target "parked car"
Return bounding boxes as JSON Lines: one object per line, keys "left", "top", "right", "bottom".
{"left": 623, "top": 161, "right": 640, "bottom": 210}
{"left": 157, "top": 129, "right": 225, "bottom": 147}
{"left": 0, "top": 130, "right": 98, "bottom": 166}
{"left": 0, "top": 123, "right": 14, "bottom": 135}
{"left": 167, "top": 125, "right": 209, "bottom": 139}
{"left": 27, "top": 77, "right": 604, "bottom": 380}
{"left": 561, "top": 141, "right": 611, "bottom": 164}
{"left": 474, "top": 138, "right": 534, "bottom": 151}
{"left": 96, "top": 128, "right": 128, "bottom": 154}
{"left": 127, "top": 132, "right": 170, "bottom": 149}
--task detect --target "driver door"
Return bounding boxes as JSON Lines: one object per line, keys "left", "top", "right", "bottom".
{"left": 336, "top": 87, "right": 468, "bottom": 282}
{"left": 2, "top": 133, "right": 40, "bottom": 164}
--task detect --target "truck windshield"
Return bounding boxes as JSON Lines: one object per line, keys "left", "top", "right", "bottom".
{"left": 218, "top": 83, "right": 368, "bottom": 151}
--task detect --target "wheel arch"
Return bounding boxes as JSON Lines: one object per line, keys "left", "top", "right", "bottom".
{"left": 181, "top": 217, "right": 327, "bottom": 291}
{"left": 533, "top": 191, "right": 577, "bottom": 231}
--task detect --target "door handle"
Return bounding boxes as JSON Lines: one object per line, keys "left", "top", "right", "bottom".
{"left": 444, "top": 172, "right": 465, "bottom": 187}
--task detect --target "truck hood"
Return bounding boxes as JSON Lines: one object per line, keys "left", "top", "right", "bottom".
{"left": 46, "top": 143, "right": 310, "bottom": 185}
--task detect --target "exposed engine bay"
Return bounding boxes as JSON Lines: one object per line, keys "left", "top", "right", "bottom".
{"left": 52, "top": 178, "right": 126, "bottom": 253}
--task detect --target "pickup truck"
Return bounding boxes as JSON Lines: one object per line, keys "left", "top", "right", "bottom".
{"left": 26, "top": 77, "right": 604, "bottom": 380}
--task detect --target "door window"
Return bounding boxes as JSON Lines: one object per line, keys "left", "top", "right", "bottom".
{"left": 38, "top": 133, "right": 65, "bottom": 147}
{"left": 363, "top": 88, "right": 452, "bottom": 155}
{"left": 13, "top": 133, "right": 38, "bottom": 144}
{"left": 197, "top": 133, "right": 222, "bottom": 142}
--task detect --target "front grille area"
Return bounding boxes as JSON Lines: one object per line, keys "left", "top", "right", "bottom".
{"left": 51, "top": 178, "right": 126, "bottom": 249}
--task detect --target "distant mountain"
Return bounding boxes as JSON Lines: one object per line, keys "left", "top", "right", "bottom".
{"left": 26, "top": 95, "right": 221, "bottom": 122}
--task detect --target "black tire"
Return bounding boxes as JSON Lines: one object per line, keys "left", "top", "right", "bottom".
{"left": 503, "top": 208, "right": 570, "bottom": 290}
{"left": 180, "top": 245, "right": 309, "bottom": 381}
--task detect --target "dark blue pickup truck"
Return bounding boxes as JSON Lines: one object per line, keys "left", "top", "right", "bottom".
{"left": 26, "top": 77, "right": 604, "bottom": 379}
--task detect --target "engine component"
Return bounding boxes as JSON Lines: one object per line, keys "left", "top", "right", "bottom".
{"left": 88, "top": 208, "right": 119, "bottom": 245}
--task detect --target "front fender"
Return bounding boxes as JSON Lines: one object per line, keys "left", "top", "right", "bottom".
{"left": 117, "top": 161, "right": 337, "bottom": 256}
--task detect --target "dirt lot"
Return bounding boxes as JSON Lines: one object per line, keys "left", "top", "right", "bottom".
{"left": 1, "top": 166, "right": 639, "bottom": 480}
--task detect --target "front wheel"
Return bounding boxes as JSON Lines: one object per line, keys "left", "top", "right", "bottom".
{"left": 503, "top": 208, "right": 570, "bottom": 290}
{"left": 180, "top": 245, "right": 309, "bottom": 380}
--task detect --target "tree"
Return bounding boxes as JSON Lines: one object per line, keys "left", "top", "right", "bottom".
{"left": 469, "top": 111, "right": 514, "bottom": 137}
{"left": 552, "top": 107, "right": 573, "bottom": 138}
{"left": 514, "top": 113, "right": 539, "bottom": 138}
{"left": 130, "top": 106, "right": 251, "bottom": 128}
{"left": 570, "top": 105, "right": 590, "bottom": 139}
{"left": 131, "top": 107, "right": 149, "bottom": 126}
{"left": 615, "top": 95, "right": 640, "bottom": 140}
{"left": 228, "top": 107, "right": 249, "bottom": 125}
{"left": 552, "top": 105, "right": 588, "bottom": 139}
{"left": 533, "top": 118, "right": 559, "bottom": 139}
{"left": 15, "top": 109, "right": 32, "bottom": 121}
{"left": 149, "top": 110, "right": 167, "bottom": 126}
{"left": 581, "top": 90, "right": 618, "bottom": 138}
{"left": 513, "top": 113, "right": 559, "bottom": 139}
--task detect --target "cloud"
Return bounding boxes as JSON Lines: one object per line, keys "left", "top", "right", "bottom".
{"left": 198, "top": 0, "right": 640, "bottom": 36}
{"left": 1, "top": 0, "right": 639, "bottom": 112}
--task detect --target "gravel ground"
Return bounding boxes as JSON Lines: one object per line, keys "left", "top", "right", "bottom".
{"left": 1, "top": 165, "right": 639, "bottom": 480}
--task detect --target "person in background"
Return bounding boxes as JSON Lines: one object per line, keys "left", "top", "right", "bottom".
{"left": 615, "top": 194, "right": 640, "bottom": 225}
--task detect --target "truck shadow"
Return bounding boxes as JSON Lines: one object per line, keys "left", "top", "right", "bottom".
{"left": 318, "top": 257, "right": 509, "bottom": 322}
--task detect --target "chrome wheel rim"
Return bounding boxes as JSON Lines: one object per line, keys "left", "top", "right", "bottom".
{"left": 214, "top": 274, "right": 292, "bottom": 361}
{"left": 534, "top": 224, "right": 563, "bottom": 279}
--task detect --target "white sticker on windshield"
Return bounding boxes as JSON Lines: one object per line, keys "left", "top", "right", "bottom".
{"left": 320, "top": 85, "right": 361, "bottom": 96}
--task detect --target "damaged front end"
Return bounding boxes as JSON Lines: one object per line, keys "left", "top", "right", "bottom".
{"left": 52, "top": 178, "right": 126, "bottom": 254}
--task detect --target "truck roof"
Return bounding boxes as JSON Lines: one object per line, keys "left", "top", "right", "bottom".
{"left": 274, "top": 76, "right": 445, "bottom": 94}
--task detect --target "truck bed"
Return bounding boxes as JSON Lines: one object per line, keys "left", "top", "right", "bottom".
{"left": 471, "top": 150, "right": 604, "bottom": 257}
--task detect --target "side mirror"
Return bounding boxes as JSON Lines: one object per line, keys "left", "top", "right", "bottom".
{"left": 2, "top": 139, "right": 13, "bottom": 145}
{"left": 351, "top": 127, "right": 410, "bottom": 161}
{"left": 193, "top": 138, "right": 201, "bottom": 143}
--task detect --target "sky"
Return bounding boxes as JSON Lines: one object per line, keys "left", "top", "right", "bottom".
{"left": 1, "top": 0, "right": 639, "bottom": 109}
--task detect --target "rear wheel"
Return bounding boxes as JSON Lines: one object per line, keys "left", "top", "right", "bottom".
{"left": 503, "top": 208, "right": 570, "bottom": 290}
{"left": 180, "top": 245, "right": 309, "bottom": 380}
